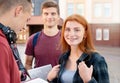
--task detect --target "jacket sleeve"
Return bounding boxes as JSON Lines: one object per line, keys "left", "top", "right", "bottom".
{"left": 47, "top": 78, "right": 58, "bottom": 83}
{"left": 90, "top": 56, "right": 110, "bottom": 83}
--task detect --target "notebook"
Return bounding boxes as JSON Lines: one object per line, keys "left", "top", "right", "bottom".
{"left": 27, "top": 64, "right": 52, "bottom": 80}
{"left": 22, "top": 78, "right": 48, "bottom": 83}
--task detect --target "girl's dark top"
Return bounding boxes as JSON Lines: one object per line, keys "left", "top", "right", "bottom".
{"left": 50, "top": 51, "right": 110, "bottom": 83}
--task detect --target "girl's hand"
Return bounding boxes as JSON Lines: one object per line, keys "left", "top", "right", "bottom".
{"left": 47, "top": 65, "right": 60, "bottom": 81}
{"left": 78, "top": 61, "right": 93, "bottom": 83}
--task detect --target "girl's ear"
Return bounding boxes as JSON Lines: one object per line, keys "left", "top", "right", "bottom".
{"left": 14, "top": 6, "right": 23, "bottom": 16}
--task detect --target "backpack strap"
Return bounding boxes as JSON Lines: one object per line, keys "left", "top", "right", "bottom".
{"left": 76, "top": 53, "right": 89, "bottom": 65}
{"left": 32, "top": 31, "right": 41, "bottom": 55}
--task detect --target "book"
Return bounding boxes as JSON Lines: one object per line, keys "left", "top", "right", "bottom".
{"left": 22, "top": 78, "right": 48, "bottom": 83}
{"left": 27, "top": 64, "right": 52, "bottom": 80}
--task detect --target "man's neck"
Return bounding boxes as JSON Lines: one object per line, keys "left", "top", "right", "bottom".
{"left": 43, "top": 25, "right": 59, "bottom": 36}
{"left": 0, "top": 17, "right": 12, "bottom": 27}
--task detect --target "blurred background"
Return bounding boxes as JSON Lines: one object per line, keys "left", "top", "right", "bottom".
{"left": 16, "top": 0, "right": 120, "bottom": 83}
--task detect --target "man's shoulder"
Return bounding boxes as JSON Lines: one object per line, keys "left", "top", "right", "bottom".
{"left": 0, "top": 32, "right": 9, "bottom": 48}
{"left": 0, "top": 35, "right": 11, "bottom": 57}
{"left": 27, "top": 31, "right": 41, "bottom": 41}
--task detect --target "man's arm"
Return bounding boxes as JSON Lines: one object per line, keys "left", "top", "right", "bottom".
{"left": 25, "top": 55, "right": 34, "bottom": 70}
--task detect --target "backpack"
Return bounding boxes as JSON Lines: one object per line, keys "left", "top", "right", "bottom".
{"left": 32, "top": 31, "right": 41, "bottom": 54}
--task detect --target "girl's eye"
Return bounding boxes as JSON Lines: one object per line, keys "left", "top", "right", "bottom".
{"left": 65, "top": 28, "right": 70, "bottom": 32}
{"left": 74, "top": 28, "right": 80, "bottom": 32}
{"left": 76, "top": 29, "right": 80, "bottom": 31}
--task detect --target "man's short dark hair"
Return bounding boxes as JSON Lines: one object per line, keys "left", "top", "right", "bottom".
{"left": 41, "top": 0, "right": 60, "bottom": 15}
{"left": 0, "top": 0, "right": 31, "bottom": 15}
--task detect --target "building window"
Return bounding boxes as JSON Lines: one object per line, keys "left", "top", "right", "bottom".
{"left": 103, "top": 28, "right": 109, "bottom": 40}
{"left": 96, "top": 28, "right": 109, "bottom": 41}
{"left": 67, "top": 3, "right": 74, "bottom": 16}
{"left": 94, "top": 3, "right": 102, "bottom": 17}
{"left": 32, "top": 3, "right": 35, "bottom": 15}
{"left": 93, "top": 2, "right": 112, "bottom": 18}
{"left": 96, "top": 28, "right": 102, "bottom": 40}
{"left": 104, "top": 3, "right": 111, "bottom": 17}
{"left": 66, "top": 1, "right": 85, "bottom": 17}
{"left": 76, "top": 4, "right": 84, "bottom": 16}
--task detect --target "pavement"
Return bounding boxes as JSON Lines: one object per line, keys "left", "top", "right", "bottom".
{"left": 96, "top": 46, "right": 120, "bottom": 83}
{"left": 17, "top": 44, "right": 120, "bottom": 83}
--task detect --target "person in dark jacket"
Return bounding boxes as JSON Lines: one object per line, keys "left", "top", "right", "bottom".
{"left": 47, "top": 14, "right": 110, "bottom": 83}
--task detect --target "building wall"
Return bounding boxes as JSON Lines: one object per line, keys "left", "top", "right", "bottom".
{"left": 32, "top": 0, "right": 59, "bottom": 15}
{"left": 24, "top": 0, "right": 120, "bottom": 47}
{"left": 59, "top": 0, "right": 120, "bottom": 47}
{"left": 90, "top": 24, "right": 120, "bottom": 47}
{"left": 59, "top": 0, "right": 120, "bottom": 23}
